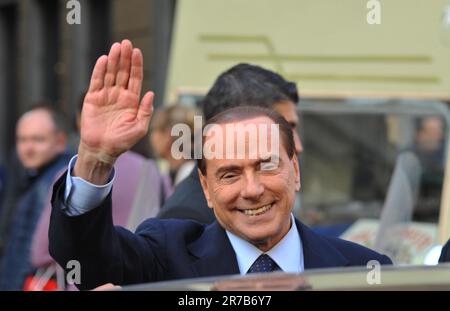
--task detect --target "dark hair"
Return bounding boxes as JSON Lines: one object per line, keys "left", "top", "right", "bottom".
{"left": 198, "top": 106, "right": 295, "bottom": 175}
{"left": 202, "top": 63, "right": 299, "bottom": 121}
{"left": 22, "top": 104, "right": 68, "bottom": 134}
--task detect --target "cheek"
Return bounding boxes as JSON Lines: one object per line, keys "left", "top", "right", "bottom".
{"left": 36, "top": 141, "right": 53, "bottom": 154}
{"left": 16, "top": 142, "right": 25, "bottom": 153}
{"left": 151, "top": 132, "right": 167, "bottom": 148}
{"left": 150, "top": 133, "right": 157, "bottom": 146}
{"left": 270, "top": 169, "right": 297, "bottom": 202}
{"left": 210, "top": 183, "right": 241, "bottom": 208}
{"left": 151, "top": 132, "right": 160, "bottom": 142}
{"left": 289, "top": 168, "right": 297, "bottom": 186}
{"left": 275, "top": 169, "right": 294, "bottom": 189}
{"left": 18, "top": 142, "right": 35, "bottom": 154}
{"left": 151, "top": 135, "right": 162, "bottom": 152}
{"left": 163, "top": 131, "right": 172, "bottom": 143}
{"left": 16, "top": 146, "right": 28, "bottom": 162}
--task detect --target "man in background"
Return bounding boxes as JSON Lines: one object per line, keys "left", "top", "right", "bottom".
{"left": 411, "top": 116, "right": 446, "bottom": 222}
{"left": 29, "top": 99, "right": 172, "bottom": 290}
{"left": 0, "top": 105, "right": 71, "bottom": 290}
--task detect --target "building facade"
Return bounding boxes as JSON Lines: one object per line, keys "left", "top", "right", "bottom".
{"left": 0, "top": 0, "right": 175, "bottom": 162}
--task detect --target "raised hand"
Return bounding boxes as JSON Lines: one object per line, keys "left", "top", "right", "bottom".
{"left": 74, "top": 40, "right": 154, "bottom": 184}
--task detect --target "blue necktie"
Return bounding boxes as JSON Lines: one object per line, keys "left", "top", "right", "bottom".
{"left": 247, "top": 254, "right": 281, "bottom": 274}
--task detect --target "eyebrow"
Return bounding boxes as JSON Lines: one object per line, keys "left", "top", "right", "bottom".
{"left": 262, "top": 154, "right": 281, "bottom": 163}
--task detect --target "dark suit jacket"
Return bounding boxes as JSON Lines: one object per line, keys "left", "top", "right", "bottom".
{"left": 157, "top": 165, "right": 215, "bottom": 224}
{"left": 49, "top": 172, "right": 392, "bottom": 290}
{"left": 439, "top": 239, "right": 450, "bottom": 263}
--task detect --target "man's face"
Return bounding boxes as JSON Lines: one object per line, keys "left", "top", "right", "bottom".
{"left": 150, "top": 128, "right": 172, "bottom": 159}
{"left": 199, "top": 116, "right": 301, "bottom": 251}
{"left": 417, "top": 117, "right": 444, "bottom": 152}
{"left": 16, "top": 110, "right": 66, "bottom": 170}
{"left": 273, "top": 101, "right": 303, "bottom": 155}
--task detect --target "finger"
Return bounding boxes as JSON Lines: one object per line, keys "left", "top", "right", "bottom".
{"left": 128, "top": 48, "right": 143, "bottom": 96}
{"left": 104, "top": 42, "right": 121, "bottom": 87}
{"left": 92, "top": 283, "right": 121, "bottom": 291}
{"left": 116, "top": 39, "right": 133, "bottom": 88}
{"left": 88, "top": 55, "right": 108, "bottom": 92}
{"left": 137, "top": 91, "right": 154, "bottom": 132}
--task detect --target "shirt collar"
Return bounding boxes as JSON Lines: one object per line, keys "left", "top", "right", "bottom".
{"left": 226, "top": 214, "right": 304, "bottom": 275}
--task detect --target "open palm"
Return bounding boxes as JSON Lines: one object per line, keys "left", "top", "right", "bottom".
{"left": 80, "top": 40, "right": 154, "bottom": 160}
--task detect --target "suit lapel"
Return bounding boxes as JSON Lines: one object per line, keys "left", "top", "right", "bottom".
{"left": 187, "top": 218, "right": 349, "bottom": 277}
{"left": 187, "top": 221, "right": 240, "bottom": 278}
{"left": 295, "top": 219, "right": 350, "bottom": 269}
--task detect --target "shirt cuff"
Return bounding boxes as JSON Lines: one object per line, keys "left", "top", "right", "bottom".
{"left": 63, "top": 155, "right": 115, "bottom": 216}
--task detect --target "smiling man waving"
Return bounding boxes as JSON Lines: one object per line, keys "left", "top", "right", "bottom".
{"left": 49, "top": 40, "right": 391, "bottom": 290}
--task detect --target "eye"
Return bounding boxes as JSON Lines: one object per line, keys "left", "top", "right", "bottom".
{"left": 222, "top": 172, "right": 238, "bottom": 180}
{"left": 34, "top": 136, "right": 46, "bottom": 143}
{"left": 260, "top": 161, "right": 278, "bottom": 171}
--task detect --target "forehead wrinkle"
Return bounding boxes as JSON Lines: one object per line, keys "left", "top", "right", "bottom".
{"left": 204, "top": 117, "right": 278, "bottom": 155}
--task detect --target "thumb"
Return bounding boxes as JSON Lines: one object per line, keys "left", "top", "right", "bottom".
{"left": 92, "top": 283, "right": 122, "bottom": 291}
{"left": 137, "top": 91, "right": 154, "bottom": 131}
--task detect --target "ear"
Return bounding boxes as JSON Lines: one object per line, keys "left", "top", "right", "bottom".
{"left": 292, "top": 155, "right": 301, "bottom": 192}
{"left": 198, "top": 168, "right": 214, "bottom": 209}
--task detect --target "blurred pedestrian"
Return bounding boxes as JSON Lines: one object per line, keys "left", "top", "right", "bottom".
{"left": 28, "top": 96, "right": 172, "bottom": 290}
{"left": 411, "top": 116, "right": 446, "bottom": 222}
{"left": 150, "top": 104, "right": 199, "bottom": 185}
{"left": 0, "top": 105, "right": 71, "bottom": 290}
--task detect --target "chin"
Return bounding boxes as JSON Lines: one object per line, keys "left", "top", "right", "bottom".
{"left": 247, "top": 235, "right": 276, "bottom": 252}
{"left": 241, "top": 228, "right": 276, "bottom": 245}
{"left": 244, "top": 220, "right": 289, "bottom": 247}
{"left": 22, "top": 163, "right": 36, "bottom": 170}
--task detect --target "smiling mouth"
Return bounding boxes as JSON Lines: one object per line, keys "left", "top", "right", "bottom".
{"left": 239, "top": 203, "right": 274, "bottom": 216}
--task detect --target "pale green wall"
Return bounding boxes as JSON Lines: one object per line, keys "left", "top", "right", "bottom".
{"left": 167, "top": 0, "right": 450, "bottom": 101}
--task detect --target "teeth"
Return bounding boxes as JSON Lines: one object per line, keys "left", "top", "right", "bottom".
{"left": 243, "top": 204, "right": 272, "bottom": 216}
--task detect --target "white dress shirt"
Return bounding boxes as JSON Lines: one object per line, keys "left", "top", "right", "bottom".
{"left": 226, "top": 214, "right": 304, "bottom": 274}
{"left": 63, "top": 155, "right": 115, "bottom": 216}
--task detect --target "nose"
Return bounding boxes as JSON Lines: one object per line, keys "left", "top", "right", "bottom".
{"left": 241, "top": 175, "right": 264, "bottom": 200}
{"left": 293, "top": 130, "right": 303, "bottom": 154}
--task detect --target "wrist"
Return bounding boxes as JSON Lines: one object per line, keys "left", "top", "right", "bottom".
{"left": 73, "top": 143, "right": 116, "bottom": 185}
